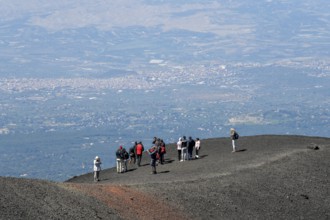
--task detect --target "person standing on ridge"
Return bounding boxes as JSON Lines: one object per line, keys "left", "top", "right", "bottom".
{"left": 93, "top": 156, "right": 102, "bottom": 182}
{"left": 159, "top": 139, "right": 166, "bottom": 164}
{"left": 147, "top": 145, "right": 158, "bottom": 174}
{"left": 177, "top": 137, "right": 182, "bottom": 161}
{"left": 181, "top": 136, "right": 188, "bottom": 161}
{"left": 129, "top": 142, "right": 137, "bottom": 164}
{"left": 195, "top": 138, "right": 201, "bottom": 159}
{"left": 116, "top": 146, "right": 128, "bottom": 173}
{"left": 187, "top": 136, "right": 195, "bottom": 160}
{"left": 136, "top": 141, "right": 144, "bottom": 167}
{"left": 230, "top": 128, "right": 239, "bottom": 152}
{"left": 122, "top": 147, "right": 129, "bottom": 172}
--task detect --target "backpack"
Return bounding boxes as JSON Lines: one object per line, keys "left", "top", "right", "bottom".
{"left": 160, "top": 146, "right": 166, "bottom": 154}
{"left": 123, "top": 150, "right": 129, "bottom": 160}
{"left": 116, "top": 149, "right": 123, "bottom": 159}
{"left": 129, "top": 147, "right": 135, "bottom": 155}
{"left": 148, "top": 147, "right": 155, "bottom": 154}
{"left": 234, "top": 132, "right": 239, "bottom": 140}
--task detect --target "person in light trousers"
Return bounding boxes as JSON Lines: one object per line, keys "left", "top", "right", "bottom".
{"left": 230, "top": 128, "right": 239, "bottom": 152}
{"left": 93, "top": 156, "right": 102, "bottom": 182}
{"left": 195, "top": 138, "right": 201, "bottom": 158}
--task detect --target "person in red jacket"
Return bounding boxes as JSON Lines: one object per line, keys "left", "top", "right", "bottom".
{"left": 136, "top": 141, "right": 144, "bottom": 167}
{"left": 159, "top": 139, "right": 166, "bottom": 165}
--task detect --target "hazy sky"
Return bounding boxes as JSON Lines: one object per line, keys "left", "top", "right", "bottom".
{"left": 1, "top": 0, "right": 329, "bottom": 75}
{"left": 1, "top": 1, "right": 328, "bottom": 36}
{"left": 0, "top": 1, "right": 256, "bottom": 35}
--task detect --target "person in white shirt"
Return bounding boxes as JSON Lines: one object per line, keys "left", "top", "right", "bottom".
{"left": 177, "top": 138, "right": 182, "bottom": 161}
{"left": 195, "top": 138, "right": 201, "bottom": 159}
{"left": 93, "top": 156, "right": 102, "bottom": 182}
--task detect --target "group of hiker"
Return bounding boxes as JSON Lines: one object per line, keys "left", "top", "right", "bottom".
{"left": 115, "top": 141, "right": 145, "bottom": 173}
{"left": 93, "top": 128, "right": 239, "bottom": 182}
{"left": 115, "top": 137, "right": 167, "bottom": 175}
{"left": 176, "top": 136, "right": 201, "bottom": 161}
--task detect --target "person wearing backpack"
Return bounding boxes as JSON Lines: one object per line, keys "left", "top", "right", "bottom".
{"left": 230, "top": 128, "right": 239, "bottom": 152}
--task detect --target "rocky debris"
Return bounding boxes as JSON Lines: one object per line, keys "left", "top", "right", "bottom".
{"left": 307, "top": 143, "right": 320, "bottom": 150}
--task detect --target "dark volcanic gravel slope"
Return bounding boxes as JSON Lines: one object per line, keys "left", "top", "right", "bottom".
{"left": 135, "top": 137, "right": 330, "bottom": 219}
{"left": 0, "top": 177, "right": 120, "bottom": 220}
{"left": 1, "top": 135, "right": 330, "bottom": 220}
{"left": 68, "top": 135, "right": 330, "bottom": 220}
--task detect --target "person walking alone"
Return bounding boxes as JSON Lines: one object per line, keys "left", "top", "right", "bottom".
{"left": 93, "top": 156, "right": 102, "bottom": 182}
{"left": 230, "top": 128, "right": 239, "bottom": 152}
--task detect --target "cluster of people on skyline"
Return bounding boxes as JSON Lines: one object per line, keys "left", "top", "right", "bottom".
{"left": 115, "top": 137, "right": 166, "bottom": 174}
{"left": 93, "top": 128, "right": 239, "bottom": 181}
{"left": 176, "top": 136, "right": 201, "bottom": 161}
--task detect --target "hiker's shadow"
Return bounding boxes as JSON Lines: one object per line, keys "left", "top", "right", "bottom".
{"left": 199, "top": 155, "right": 208, "bottom": 159}
{"left": 236, "top": 149, "right": 247, "bottom": 152}
{"left": 164, "top": 159, "right": 175, "bottom": 164}
{"left": 159, "top": 170, "right": 170, "bottom": 174}
{"left": 126, "top": 168, "right": 137, "bottom": 172}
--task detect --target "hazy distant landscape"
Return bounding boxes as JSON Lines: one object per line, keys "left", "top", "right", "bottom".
{"left": 0, "top": 0, "right": 329, "bottom": 181}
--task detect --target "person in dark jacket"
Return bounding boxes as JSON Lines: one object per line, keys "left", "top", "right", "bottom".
{"left": 148, "top": 145, "right": 158, "bottom": 174}
{"left": 116, "top": 146, "right": 128, "bottom": 173}
{"left": 129, "top": 142, "right": 137, "bottom": 164}
{"left": 187, "top": 136, "right": 195, "bottom": 160}
{"left": 181, "top": 136, "right": 188, "bottom": 161}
